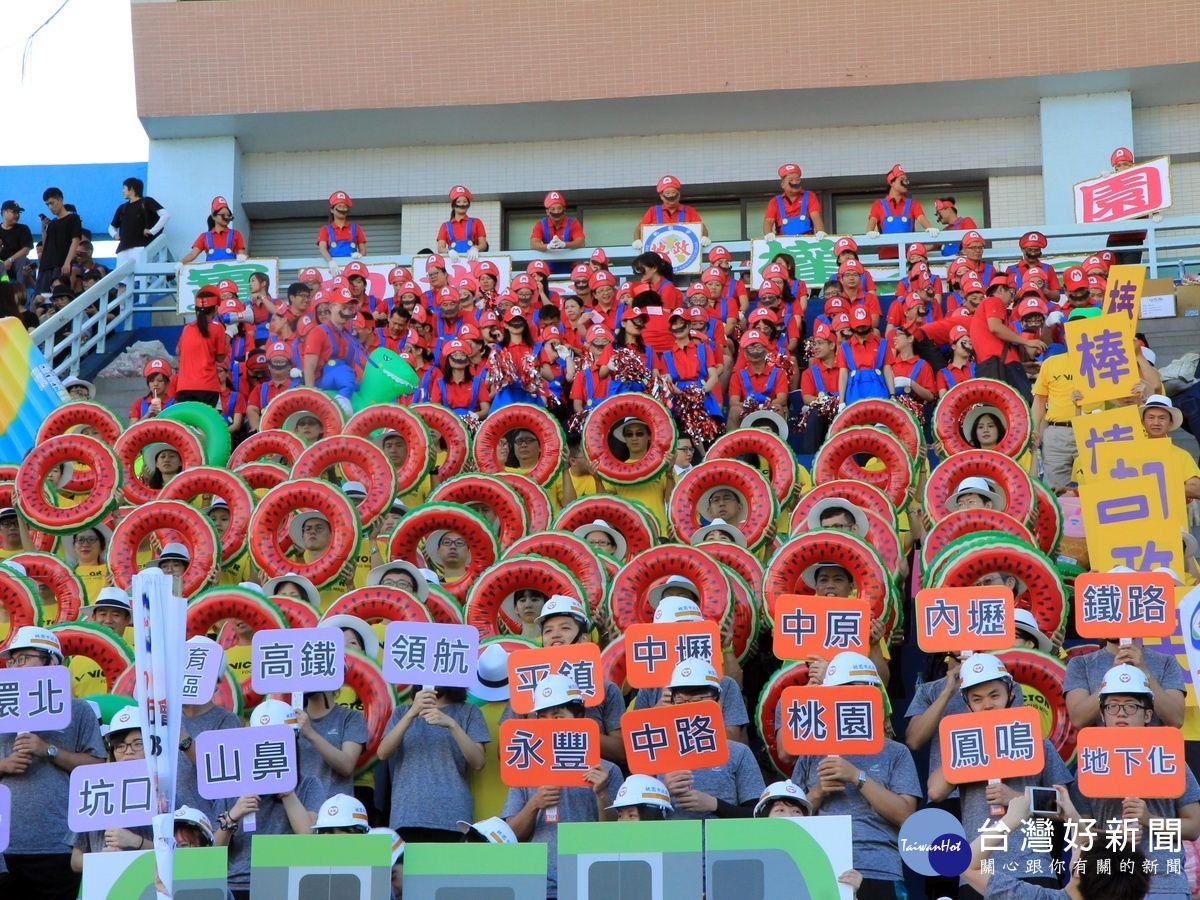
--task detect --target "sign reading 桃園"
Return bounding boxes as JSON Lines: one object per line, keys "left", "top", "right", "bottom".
{"left": 195, "top": 724, "right": 298, "bottom": 800}
{"left": 778, "top": 685, "right": 884, "bottom": 756}
{"left": 381, "top": 621, "right": 478, "bottom": 688}
{"left": 914, "top": 587, "right": 1015, "bottom": 653}
{"left": 939, "top": 707, "right": 1045, "bottom": 785}
{"left": 251, "top": 627, "right": 344, "bottom": 694}
{"left": 177, "top": 258, "right": 279, "bottom": 315}
{"left": 1076, "top": 726, "right": 1185, "bottom": 799}
{"left": 507, "top": 644, "right": 604, "bottom": 715}
{"left": 1074, "top": 157, "right": 1172, "bottom": 224}
{"left": 621, "top": 700, "right": 730, "bottom": 775}
{"left": 68, "top": 759, "right": 156, "bottom": 832}
{"left": 623, "top": 622, "right": 723, "bottom": 689}
{"left": 772, "top": 595, "right": 871, "bottom": 660}
{"left": 498, "top": 718, "right": 601, "bottom": 788}
{"left": 1074, "top": 571, "right": 1175, "bottom": 639}
{"left": 0, "top": 666, "right": 72, "bottom": 733}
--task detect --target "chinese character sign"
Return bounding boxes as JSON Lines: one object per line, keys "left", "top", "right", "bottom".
{"left": 1076, "top": 727, "right": 1185, "bottom": 799}
{"left": 1073, "top": 406, "right": 1143, "bottom": 483}
{"left": 507, "top": 645, "right": 604, "bottom": 715}
{"left": 640, "top": 223, "right": 704, "bottom": 275}
{"left": 623, "top": 622, "right": 722, "bottom": 689}
{"left": 1074, "top": 157, "right": 1172, "bottom": 224}
{"left": 177, "top": 258, "right": 279, "bottom": 315}
{"left": 939, "top": 707, "right": 1045, "bottom": 784}
{"left": 622, "top": 700, "right": 730, "bottom": 775}
{"left": 1080, "top": 473, "right": 1183, "bottom": 573}
{"left": 251, "top": 627, "right": 345, "bottom": 694}
{"left": 497, "top": 718, "right": 600, "bottom": 788}
{"left": 1065, "top": 313, "right": 1141, "bottom": 405}
{"left": 195, "top": 724, "right": 298, "bottom": 800}
{"left": 0, "top": 666, "right": 72, "bottom": 734}
{"left": 1095, "top": 441, "right": 1189, "bottom": 534}
{"left": 778, "top": 686, "right": 884, "bottom": 756}
{"left": 1103, "top": 265, "right": 1147, "bottom": 326}
{"left": 180, "top": 636, "right": 224, "bottom": 706}
{"left": 772, "top": 595, "right": 871, "bottom": 661}
{"left": 381, "top": 622, "right": 478, "bottom": 688}
{"left": 68, "top": 759, "right": 156, "bottom": 832}
{"left": 1074, "top": 572, "right": 1175, "bottom": 639}
{"left": 915, "top": 587, "right": 1015, "bottom": 653}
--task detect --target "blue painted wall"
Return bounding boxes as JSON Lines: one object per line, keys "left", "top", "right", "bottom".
{"left": 0, "top": 162, "right": 149, "bottom": 238}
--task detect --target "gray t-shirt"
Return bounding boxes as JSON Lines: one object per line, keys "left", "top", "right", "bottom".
{"left": 218, "top": 775, "right": 323, "bottom": 890}
{"left": 985, "top": 872, "right": 1069, "bottom": 900}
{"left": 72, "top": 823, "right": 155, "bottom": 854}
{"left": 298, "top": 702, "right": 368, "bottom": 798}
{"left": 1064, "top": 646, "right": 1184, "bottom": 725}
{"left": 670, "top": 741, "right": 765, "bottom": 821}
{"left": 791, "top": 739, "right": 921, "bottom": 882}
{"left": 176, "top": 704, "right": 243, "bottom": 814}
{"left": 958, "top": 738, "right": 1073, "bottom": 883}
{"left": 501, "top": 760, "right": 624, "bottom": 899}
{"left": 386, "top": 701, "right": 491, "bottom": 832}
{"left": 1076, "top": 764, "right": 1200, "bottom": 896}
{"left": 0, "top": 696, "right": 106, "bottom": 854}
{"left": 633, "top": 676, "right": 749, "bottom": 727}
{"left": 500, "top": 680, "right": 626, "bottom": 735}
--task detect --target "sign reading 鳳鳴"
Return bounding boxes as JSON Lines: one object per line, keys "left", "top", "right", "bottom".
{"left": 251, "top": 627, "right": 344, "bottom": 694}
{"left": 939, "top": 707, "right": 1045, "bottom": 785}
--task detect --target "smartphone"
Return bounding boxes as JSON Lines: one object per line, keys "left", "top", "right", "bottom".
{"left": 1028, "top": 786, "right": 1059, "bottom": 816}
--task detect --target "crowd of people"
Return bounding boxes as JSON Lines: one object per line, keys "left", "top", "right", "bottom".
{"left": 0, "top": 155, "right": 1196, "bottom": 900}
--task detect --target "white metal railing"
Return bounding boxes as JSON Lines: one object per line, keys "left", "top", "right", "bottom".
{"left": 30, "top": 233, "right": 174, "bottom": 378}
{"left": 126, "top": 214, "right": 1200, "bottom": 313}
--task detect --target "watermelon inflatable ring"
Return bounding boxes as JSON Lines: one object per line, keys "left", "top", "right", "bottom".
{"left": 185, "top": 586, "right": 289, "bottom": 640}
{"left": 756, "top": 661, "right": 812, "bottom": 776}
{"left": 555, "top": 495, "right": 660, "bottom": 560}
{"left": 344, "top": 403, "right": 434, "bottom": 496}
{"left": 37, "top": 401, "right": 124, "bottom": 495}
{"left": 934, "top": 378, "right": 1031, "bottom": 459}
{"left": 705, "top": 428, "right": 797, "bottom": 506}
{"left": 788, "top": 504, "right": 904, "bottom": 575}
{"left": 9, "top": 551, "right": 85, "bottom": 624}
{"left": 465, "top": 556, "right": 586, "bottom": 639}
{"left": 923, "top": 448, "right": 1035, "bottom": 525}
{"left": 228, "top": 428, "right": 306, "bottom": 470}
{"left": 669, "top": 459, "right": 777, "bottom": 550}
{"left": 412, "top": 402, "right": 471, "bottom": 480}
{"left": 504, "top": 531, "right": 609, "bottom": 626}
{"left": 429, "top": 475, "right": 528, "bottom": 550}
{"left": 248, "top": 479, "right": 361, "bottom": 589}
{"left": 0, "top": 568, "right": 44, "bottom": 651}
{"left": 0, "top": 482, "right": 55, "bottom": 552}
{"left": 388, "top": 502, "right": 499, "bottom": 604}
{"left": 495, "top": 473, "right": 552, "bottom": 534}
{"left": 764, "top": 529, "right": 890, "bottom": 622}
{"left": 607, "top": 544, "right": 730, "bottom": 633}
{"left": 792, "top": 479, "right": 897, "bottom": 529}
{"left": 258, "top": 387, "right": 344, "bottom": 437}
{"left": 49, "top": 621, "right": 133, "bottom": 692}
{"left": 323, "top": 585, "right": 433, "bottom": 628}
{"left": 15, "top": 433, "right": 121, "bottom": 535}
{"left": 114, "top": 419, "right": 204, "bottom": 506}
{"left": 270, "top": 593, "right": 320, "bottom": 630}
{"left": 996, "top": 647, "right": 1077, "bottom": 763}
{"left": 920, "top": 508, "right": 1035, "bottom": 569}
{"left": 342, "top": 648, "right": 402, "bottom": 775}
{"left": 583, "top": 394, "right": 677, "bottom": 486}
{"left": 812, "top": 426, "right": 914, "bottom": 510}
{"left": 697, "top": 540, "right": 764, "bottom": 624}
{"left": 827, "top": 398, "right": 923, "bottom": 461}
{"left": 473, "top": 405, "right": 566, "bottom": 486}
{"left": 158, "top": 466, "right": 255, "bottom": 565}
{"left": 292, "top": 435, "right": 398, "bottom": 526}
{"left": 109, "top": 500, "right": 220, "bottom": 597}
{"left": 235, "top": 462, "right": 290, "bottom": 493}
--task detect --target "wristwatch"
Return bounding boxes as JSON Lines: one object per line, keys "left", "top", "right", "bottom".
{"left": 856, "top": 770, "right": 867, "bottom": 789}
{"left": 179, "top": 737, "right": 194, "bottom": 753}
{"left": 47, "top": 745, "right": 59, "bottom": 759}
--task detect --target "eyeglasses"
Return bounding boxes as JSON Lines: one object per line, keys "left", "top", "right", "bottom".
{"left": 1102, "top": 702, "right": 1148, "bottom": 716}
{"left": 7, "top": 652, "right": 48, "bottom": 667}
{"left": 112, "top": 738, "right": 145, "bottom": 754}
{"left": 73, "top": 535, "right": 100, "bottom": 545}
{"left": 301, "top": 523, "right": 330, "bottom": 534}
{"left": 440, "top": 539, "right": 469, "bottom": 550}
{"left": 514, "top": 437, "right": 539, "bottom": 446}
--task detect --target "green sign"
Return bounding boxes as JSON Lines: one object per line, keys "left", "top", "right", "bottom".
{"left": 249, "top": 834, "right": 393, "bottom": 900}
{"left": 82, "top": 846, "right": 227, "bottom": 900}
{"left": 705, "top": 817, "right": 851, "bottom": 900}
{"left": 404, "top": 841, "right": 548, "bottom": 899}
{"left": 557, "top": 820, "right": 703, "bottom": 900}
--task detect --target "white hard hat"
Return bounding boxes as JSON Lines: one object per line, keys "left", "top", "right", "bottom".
{"left": 535, "top": 594, "right": 591, "bottom": 630}
{"left": 823, "top": 651, "right": 881, "bottom": 687}
{"left": 754, "top": 780, "right": 814, "bottom": 818}
{"left": 606, "top": 774, "right": 673, "bottom": 811}
{"left": 173, "top": 806, "right": 215, "bottom": 846}
{"left": 314, "top": 793, "right": 370, "bottom": 833}
{"left": 368, "top": 827, "right": 405, "bottom": 866}
{"left": 456, "top": 816, "right": 519, "bottom": 843}
{"left": 647, "top": 574, "right": 700, "bottom": 609}
{"left": 1098, "top": 663, "right": 1154, "bottom": 697}
{"left": 668, "top": 657, "right": 721, "bottom": 691}
{"left": 530, "top": 673, "right": 584, "bottom": 712}
{"left": 958, "top": 654, "right": 1013, "bottom": 695}
{"left": 653, "top": 596, "right": 704, "bottom": 624}
{"left": 1, "top": 626, "right": 63, "bottom": 662}
{"left": 250, "top": 698, "right": 299, "bottom": 731}
{"left": 107, "top": 705, "right": 145, "bottom": 738}
{"left": 1012, "top": 608, "right": 1052, "bottom": 654}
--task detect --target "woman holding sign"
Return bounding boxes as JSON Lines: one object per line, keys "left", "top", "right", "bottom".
{"left": 296, "top": 689, "right": 367, "bottom": 800}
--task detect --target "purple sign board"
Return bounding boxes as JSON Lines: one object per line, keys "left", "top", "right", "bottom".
{"left": 0, "top": 666, "right": 72, "bottom": 733}
{"left": 195, "top": 724, "right": 297, "bottom": 801}
{"left": 68, "top": 759, "right": 156, "bottom": 832}
{"left": 0, "top": 784, "right": 9, "bottom": 852}
{"left": 181, "top": 636, "right": 224, "bottom": 705}
{"left": 251, "top": 627, "right": 344, "bottom": 694}
{"left": 382, "top": 622, "right": 478, "bottom": 687}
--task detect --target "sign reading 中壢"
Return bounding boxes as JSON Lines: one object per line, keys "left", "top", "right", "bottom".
{"left": 382, "top": 621, "right": 478, "bottom": 687}
{"left": 180, "top": 636, "right": 224, "bottom": 705}
{"left": 68, "top": 759, "right": 156, "bottom": 832}
{"left": 507, "top": 645, "right": 604, "bottom": 715}
{"left": 622, "top": 700, "right": 729, "bottom": 775}
{"left": 251, "top": 627, "right": 344, "bottom": 694}
{"left": 623, "top": 622, "right": 723, "bottom": 689}
{"left": 778, "top": 685, "right": 884, "bottom": 756}
{"left": 939, "top": 707, "right": 1045, "bottom": 785}
{"left": 1065, "top": 312, "right": 1141, "bottom": 405}
{"left": 640, "top": 223, "right": 704, "bottom": 275}
{"left": 0, "top": 665, "right": 72, "bottom": 733}
{"left": 498, "top": 718, "right": 600, "bottom": 788}
{"left": 195, "top": 724, "right": 298, "bottom": 801}
{"left": 1076, "top": 726, "right": 1185, "bottom": 799}
{"left": 915, "top": 587, "right": 1015, "bottom": 653}
{"left": 772, "top": 595, "right": 871, "bottom": 660}
{"left": 1074, "top": 157, "right": 1172, "bottom": 224}
{"left": 177, "top": 258, "right": 279, "bottom": 315}
{"left": 1074, "top": 571, "right": 1175, "bottom": 639}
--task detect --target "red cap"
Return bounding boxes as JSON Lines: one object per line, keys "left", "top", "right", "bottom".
{"left": 933, "top": 198, "right": 956, "bottom": 211}
{"left": 352, "top": 312, "right": 372, "bottom": 329}
{"left": 218, "top": 279, "right": 239, "bottom": 295}
{"left": 449, "top": 185, "right": 472, "bottom": 202}
{"left": 503, "top": 305, "right": 527, "bottom": 323}
{"left": 425, "top": 253, "right": 447, "bottom": 271}
{"left": 267, "top": 341, "right": 291, "bottom": 361}
{"left": 246, "top": 351, "right": 268, "bottom": 371}
{"left": 329, "top": 191, "right": 352, "bottom": 208}
{"left": 656, "top": 175, "right": 682, "bottom": 193}
{"left": 330, "top": 286, "right": 355, "bottom": 304}
{"left": 477, "top": 309, "right": 500, "bottom": 326}
{"left": 668, "top": 307, "right": 688, "bottom": 322}
{"left": 832, "top": 312, "right": 852, "bottom": 331}
{"left": 436, "top": 286, "right": 458, "bottom": 305}
{"left": 408, "top": 305, "right": 428, "bottom": 324}
{"left": 886, "top": 164, "right": 906, "bottom": 183}
{"left": 1087, "top": 275, "right": 1107, "bottom": 292}
{"left": 740, "top": 329, "right": 771, "bottom": 349}
{"left": 906, "top": 242, "right": 928, "bottom": 259}
{"left": 544, "top": 191, "right": 566, "bottom": 209}
{"left": 454, "top": 276, "right": 479, "bottom": 294}
{"left": 778, "top": 164, "right": 802, "bottom": 179}
{"left": 838, "top": 259, "right": 865, "bottom": 275}
{"left": 627, "top": 305, "right": 648, "bottom": 320}
{"left": 510, "top": 273, "right": 537, "bottom": 294}
{"left": 811, "top": 321, "right": 834, "bottom": 342}
{"left": 756, "top": 281, "right": 782, "bottom": 299}
{"left": 219, "top": 297, "right": 244, "bottom": 315}
{"left": 824, "top": 296, "right": 849, "bottom": 316}
{"left": 569, "top": 263, "right": 592, "bottom": 282}
{"left": 833, "top": 237, "right": 859, "bottom": 256}
{"left": 589, "top": 270, "right": 617, "bottom": 290}
{"left": 194, "top": 285, "right": 221, "bottom": 309}
{"left": 950, "top": 324, "right": 970, "bottom": 344}
{"left": 849, "top": 305, "right": 871, "bottom": 327}
{"left": 1111, "top": 147, "right": 1134, "bottom": 166}
{"left": 988, "top": 271, "right": 1013, "bottom": 288}
{"left": 524, "top": 260, "right": 549, "bottom": 278}
{"left": 904, "top": 291, "right": 926, "bottom": 310}
{"left": 1064, "top": 267, "right": 1087, "bottom": 291}
{"left": 686, "top": 282, "right": 707, "bottom": 299}
{"left": 695, "top": 266, "right": 721, "bottom": 285}
{"left": 1082, "top": 255, "right": 1106, "bottom": 272}
{"left": 540, "top": 325, "right": 564, "bottom": 341}
{"left": 960, "top": 230, "right": 985, "bottom": 247}
{"left": 960, "top": 275, "right": 985, "bottom": 295}
{"left": 457, "top": 323, "right": 483, "bottom": 342}
{"left": 585, "top": 325, "right": 612, "bottom": 343}
{"left": 476, "top": 260, "right": 499, "bottom": 279}
{"left": 684, "top": 306, "right": 707, "bottom": 323}
{"left": 708, "top": 245, "right": 732, "bottom": 263}
{"left": 948, "top": 256, "right": 973, "bottom": 275}
{"left": 1017, "top": 295, "right": 1048, "bottom": 316}
{"left": 144, "top": 358, "right": 173, "bottom": 378}
{"left": 1018, "top": 231, "right": 1047, "bottom": 250}
{"left": 762, "top": 262, "right": 790, "bottom": 281}
{"left": 210, "top": 196, "right": 231, "bottom": 214}
{"left": 1097, "top": 250, "right": 1116, "bottom": 268}
{"left": 748, "top": 307, "right": 778, "bottom": 324}
{"left": 440, "top": 339, "right": 469, "bottom": 363}
{"left": 590, "top": 248, "right": 609, "bottom": 265}
{"left": 395, "top": 280, "right": 421, "bottom": 298}
{"left": 297, "top": 266, "right": 323, "bottom": 283}
{"left": 387, "top": 266, "right": 410, "bottom": 284}
{"left": 1023, "top": 268, "right": 1046, "bottom": 285}
{"left": 342, "top": 261, "right": 370, "bottom": 280}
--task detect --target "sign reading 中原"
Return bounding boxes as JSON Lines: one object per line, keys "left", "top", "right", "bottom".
{"left": 622, "top": 700, "right": 729, "bottom": 775}
{"left": 180, "top": 636, "right": 224, "bottom": 705}
{"left": 778, "top": 685, "right": 884, "bottom": 756}
{"left": 1076, "top": 726, "right": 1185, "bottom": 799}
{"left": 915, "top": 587, "right": 1014, "bottom": 653}
{"left": 623, "top": 622, "right": 723, "bottom": 689}
{"left": 68, "top": 759, "right": 155, "bottom": 832}
{"left": 251, "top": 627, "right": 344, "bottom": 694}
{"left": 195, "top": 724, "right": 298, "bottom": 800}
{"left": 177, "top": 258, "right": 279, "bottom": 315}
{"left": 1065, "top": 312, "right": 1142, "bottom": 405}
{"left": 772, "top": 595, "right": 871, "bottom": 661}
{"left": 381, "top": 621, "right": 478, "bottom": 688}
{"left": 0, "top": 665, "right": 72, "bottom": 733}
{"left": 939, "top": 707, "right": 1045, "bottom": 784}
{"left": 498, "top": 718, "right": 600, "bottom": 788}
{"left": 507, "top": 644, "right": 604, "bottom": 715}
{"left": 1102, "top": 265, "right": 1147, "bottom": 326}
{"left": 640, "top": 223, "right": 704, "bottom": 274}
{"left": 1074, "top": 157, "right": 1172, "bottom": 224}
{"left": 1074, "top": 571, "right": 1175, "bottom": 639}
{"left": 1072, "top": 406, "right": 1143, "bottom": 483}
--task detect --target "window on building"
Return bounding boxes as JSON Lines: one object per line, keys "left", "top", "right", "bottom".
{"left": 248, "top": 215, "right": 403, "bottom": 260}
{"left": 830, "top": 188, "right": 987, "bottom": 235}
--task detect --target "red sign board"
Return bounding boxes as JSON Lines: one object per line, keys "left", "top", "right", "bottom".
{"left": 507, "top": 645, "right": 604, "bottom": 715}
{"left": 1073, "top": 572, "right": 1175, "bottom": 639}
{"left": 1076, "top": 726, "right": 1186, "bottom": 799}
{"left": 623, "top": 622, "right": 722, "bottom": 689}
{"left": 621, "top": 700, "right": 729, "bottom": 775}
{"left": 915, "top": 587, "right": 1014, "bottom": 653}
{"left": 939, "top": 707, "right": 1045, "bottom": 785}
{"left": 498, "top": 718, "right": 600, "bottom": 788}
{"left": 778, "top": 685, "right": 885, "bottom": 756}
{"left": 772, "top": 595, "right": 871, "bottom": 661}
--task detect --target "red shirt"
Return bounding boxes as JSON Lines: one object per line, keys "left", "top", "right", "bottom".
{"left": 729, "top": 364, "right": 786, "bottom": 401}
{"left": 294, "top": 311, "right": 318, "bottom": 339}
{"left": 638, "top": 205, "right": 703, "bottom": 226}
{"left": 836, "top": 334, "right": 893, "bottom": 370}
{"left": 890, "top": 355, "right": 937, "bottom": 394}
{"left": 218, "top": 388, "right": 247, "bottom": 419}
{"left": 937, "top": 361, "right": 975, "bottom": 393}
{"left": 437, "top": 217, "right": 487, "bottom": 245}
{"left": 919, "top": 306, "right": 973, "bottom": 346}
{"left": 655, "top": 342, "right": 713, "bottom": 383}
{"left": 303, "top": 325, "right": 362, "bottom": 377}
{"left": 844, "top": 288, "right": 882, "bottom": 320}
{"left": 969, "top": 295, "right": 1014, "bottom": 364}
{"left": 317, "top": 221, "right": 366, "bottom": 248}
{"left": 764, "top": 192, "right": 823, "bottom": 229}
{"left": 531, "top": 217, "right": 583, "bottom": 243}
{"left": 1006, "top": 260, "right": 1061, "bottom": 291}
{"left": 432, "top": 373, "right": 489, "bottom": 411}
{"left": 640, "top": 298, "right": 679, "bottom": 354}
{"left": 176, "top": 321, "right": 229, "bottom": 393}
{"left": 248, "top": 379, "right": 294, "bottom": 412}
{"left": 801, "top": 359, "right": 840, "bottom": 397}
{"left": 869, "top": 196, "right": 926, "bottom": 226}
{"left": 191, "top": 228, "right": 245, "bottom": 255}
{"left": 571, "top": 369, "right": 610, "bottom": 404}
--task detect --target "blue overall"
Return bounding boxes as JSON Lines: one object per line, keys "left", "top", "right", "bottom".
{"left": 315, "top": 324, "right": 366, "bottom": 398}
{"left": 879, "top": 198, "right": 914, "bottom": 237}
{"left": 443, "top": 218, "right": 480, "bottom": 254}
{"left": 376, "top": 327, "right": 407, "bottom": 352}
{"left": 941, "top": 217, "right": 968, "bottom": 257}
{"left": 546, "top": 358, "right": 567, "bottom": 404}
{"left": 322, "top": 222, "right": 363, "bottom": 259}
{"left": 653, "top": 206, "right": 687, "bottom": 224}
{"left": 491, "top": 348, "right": 544, "bottom": 411}
{"left": 579, "top": 370, "right": 608, "bottom": 410}
{"left": 135, "top": 396, "right": 175, "bottom": 419}
{"left": 446, "top": 372, "right": 486, "bottom": 416}
{"left": 774, "top": 192, "right": 814, "bottom": 236}
{"left": 609, "top": 346, "right": 655, "bottom": 395}
{"left": 739, "top": 367, "right": 780, "bottom": 406}
{"left": 253, "top": 312, "right": 270, "bottom": 344}
{"left": 894, "top": 359, "right": 926, "bottom": 397}
{"left": 1011, "top": 263, "right": 1052, "bottom": 291}
{"left": 257, "top": 379, "right": 299, "bottom": 412}
{"left": 204, "top": 230, "right": 238, "bottom": 261}
{"left": 412, "top": 367, "right": 438, "bottom": 404}
{"left": 842, "top": 339, "right": 891, "bottom": 404}
{"left": 221, "top": 391, "right": 240, "bottom": 425}
{"left": 539, "top": 218, "right": 578, "bottom": 244}
{"left": 662, "top": 345, "right": 722, "bottom": 417}
{"left": 942, "top": 361, "right": 977, "bottom": 389}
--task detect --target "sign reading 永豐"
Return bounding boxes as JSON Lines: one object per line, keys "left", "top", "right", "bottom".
{"left": 507, "top": 645, "right": 604, "bottom": 715}
{"left": 1102, "top": 265, "right": 1147, "bottom": 326}
{"left": 195, "top": 724, "right": 297, "bottom": 800}
{"left": 1065, "top": 312, "right": 1141, "bottom": 405}
{"left": 1074, "top": 157, "right": 1172, "bottom": 224}
{"left": 0, "top": 666, "right": 72, "bottom": 733}
{"left": 180, "top": 636, "right": 224, "bottom": 705}
{"left": 621, "top": 700, "right": 729, "bottom": 775}
{"left": 772, "top": 594, "right": 871, "bottom": 660}
{"left": 1076, "top": 726, "right": 1185, "bottom": 799}
{"left": 640, "top": 223, "right": 704, "bottom": 274}
{"left": 939, "top": 707, "right": 1045, "bottom": 784}
{"left": 68, "top": 759, "right": 156, "bottom": 832}
{"left": 381, "top": 621, "right": 478, "bottom": 688}
{"left": 498, "top": 718, "right": 600, "bottom": 788}
{"left": 1074, "top": 571, "right": 1175, "bottom": 639}
{"left": 251, "top": 627, "right": 344, "bottom": 694}
{"left": 177, "top": 258, "right": 279, "bottom": 315}
{"left": 623, "top": 621, "right": 723, "bottom": 688}
{"left": 914, "top": 587, "right": 1015, "bottom": 653}
{"left": 778, "top": 685, "right": 884, "bottom": 756}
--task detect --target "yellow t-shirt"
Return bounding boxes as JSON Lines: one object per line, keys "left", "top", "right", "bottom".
{"left": 1031, "top": 353, "right": 1078, "bottom": 424}
{"left": 351, "top": 537, "right": 373, "bottom": 589}
{"left": 70, "top": 653, "right": 109, "bottom": 699}
{"left": 218, "top": 555, "right": 255, "bottom": 587}
{"left": 569, "top": 470, "right": 601, "bottom": 501}
{"left": 225, "top": 644, "right": 253, "bottom": 687}
{"left": 607, "top": 474, "right": 669, "bottom": 533}
{"left": 75, "top": 564, "right": 109, "bottom": 606}
{"left": 467, "top": 699, "right": 510, "bottom": 820}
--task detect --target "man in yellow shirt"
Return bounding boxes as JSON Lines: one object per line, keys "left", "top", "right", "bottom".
{"left": 1031, "top": 352, "right": 1080, "bottom": 489}
{"left": 1140, "top": 395, "right": 1200, "bottom": 500}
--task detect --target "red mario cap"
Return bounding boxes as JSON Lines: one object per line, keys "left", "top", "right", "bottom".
{"left": 329, "top": 191, "right": 352, "bottom": 208}
{"left": 656, "top": 176, "right": 682, "bottom": 193}
{"left": 886, "top": 164, "right": 906, "bottom": 183}
{"left": 778, "top": 164, "right": 802, "bottom": 179}
{"left": 740, "top": 329, "right": 771, "bottom": 349}
{"left": 589, "top": 270, "right": 617, "bottom": 290}
{"left": 544, "top": 191, "right": 566, "bottom": 209}
{"left": 448, "top": 185, "right": 472, "bottom": 202}
{"left": 210, "top": 196, "right": 231, "bottom": 214}
{"left": 1111, "top": 147, "right": 1134, "bottom": 166}
{"left": 298, "top": 267, "right": 323, "bottom": 283}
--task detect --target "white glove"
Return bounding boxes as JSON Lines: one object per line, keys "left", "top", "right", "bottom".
{"left": 1151, "top": 212, "right": 1164, "bottom": 223}
{"left": 866, "top": 230, "right": 880, "bottom": 239}
{"left": 764, "top": 232, "right": 776, "bottom": 241}
{"left": 632, "top": 239, "right": 644, "bottom": 251}
{"left": 814, "top": 231, "right": 827, "bottom": 241}
{"left": 817, "top": 392, "right": 827, "bottom": 400}
{"left": 351, "top": 251, "right": 363, "bottom": 259}
{"left": 289, "top": 367, "right": 302, "bottom": 379}
{"left": 174, "top": 261, "right": 185, "bottom": 279}
{"left": 1046, "top": 310, "right": 1066, "bottom": 326}
{"left": 548, "top": 236, "right": 566, "bottom": 250}
{"left": 925, "top": 227, "right": 940, "bottom": 237}
{"left": 555, "top": 345, "right": 571, "bottom": 361}
{"left": 448, "top": 247, "right": 460, "bottom": 261}
{"left": 700, "top": 236, "right": 710, "bottom": 248}
{"left": 108, "top": 225, "right": 119, "bottom": 240}
{"left": 236, "top": 253, "right": 248, "bottom": 262}
{"left": 466, "top": 246, "right": 479, "bottom": 260}
{"left": 328, "top": 261, "right": 341, "bottom": 276}
{"left": 893, "top": 376, "right": 912, "bottom": 392}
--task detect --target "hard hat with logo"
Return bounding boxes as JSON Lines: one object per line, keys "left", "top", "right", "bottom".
{"left": 823, "top": 651, "right": 881, "bottom": 687}
{"left": 456, "top": 815, "right": 519, "bottom": 843}
{"left": 173, "top": 806, "right": 215, "bottom": 846}
{"left": 314, "top": 794, "right": 370, "bottom": 833}
{"left": 530, "top": 673, "right": 584, "bottom": 712}
{"left": 1098, "top": 663, "right": 1153, "bottom": 697}
{"left": 668, "top": 658, "right": 721, "bottom": 691}
{"left": 368, "top": 827, "right": 406, "bottom": 865}
{"left": 1, "top": 626, "right": 63, "bottom": 662}
{"left": 958, "top": 654, "right": 1014, "bottom": 696}
{"left": 107, "top": 706, "right": 145, "bottom": 739}
{"left": 753, "top": 780, "right": 814, "bottom": 818}
{"left": 607, "top": 774, "right": 673, "bottom": 811}
{"left": 535, "top": 594, "right": 591, "bottom": 630}
{"left": 652, "top": 596, "right": 704, "bottom": 624}
{"left": 251, "top": 698, "right": 299, "bottom": 731}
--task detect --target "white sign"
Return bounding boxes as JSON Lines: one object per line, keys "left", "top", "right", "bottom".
{"left": 68, "top": 759, "right": 156, "bottom": 832}
{"left": 176, "top": 258, "right": 280, "bottom": 315}
{"left": 180, "top": 636, "right": 224, "bottom": 705}
{"left": 0, "top": 666, "right": 72, "bottom": 733}
{"left": 640, "top": 223, "right": 704, "bottom": 275}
